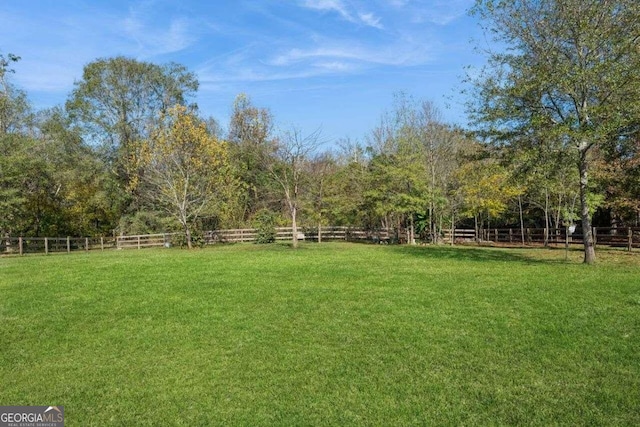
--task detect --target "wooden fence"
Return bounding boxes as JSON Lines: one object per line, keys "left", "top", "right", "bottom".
{"left": 204, "top": 226, "right": 391, "bottom": 244}
{"left": 116, "top": 233, "right": 172, "bottom": 249}
{"left": 3, "top": 226, "right": 638, "bottom": 256}
{"left": 0, "top": 227, "right": 390, "bottom": 256}
{"left": 443, "top": 227, "right": 640, "bottom": 250}
{"left": 0, "top": 236, "right": 118, "bottom": 255}
{"left": 0, "top": 234, "right": 172, "bottom": 255}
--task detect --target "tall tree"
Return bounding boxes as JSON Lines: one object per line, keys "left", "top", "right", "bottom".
{"left": 66, "top": 56, "right": 198, "bottom": 211}
{"left": 140, "top": 105, "right": 235, "bottom": 249}
{"left": 327, "top": 139, "right": 370, "bottom": 227}
{"left": 414, "top": 102, "right": 467, "bottom": 242}
{"left": 470, "top": 0, "right": 640, "bottom": 263}
{"left": 227, "top": 93, "right": 276, "bottom": 223}
{"left": 269, "top": 127, "right": 323, "bottom": 248}
{"left": 303, "top": 152, "right": 338, "bottom": 242}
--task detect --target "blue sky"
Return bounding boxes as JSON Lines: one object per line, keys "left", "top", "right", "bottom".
{"left": 1, "top": 0, "right": 485, "bottom": 142}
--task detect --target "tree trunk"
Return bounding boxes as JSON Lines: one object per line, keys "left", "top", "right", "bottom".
{"left": 409, "top": 214, "right": 416, "bottom": 245}
{"left": 519, "top": 195, "right": 525, "bottom": 246}
{"left": 474, "top": 214, "right": 479, "bottom": 242}
{"left": 579, "top": 151, "right": 596, "bottom": 264}
{"left": 544, "top": 189, "right": 550, "bottom": 247}
{"left": 4, "top": 233, "right": 11, "bottom": 253}
{"left": 185, "top": 225, "right": 192, "bottom": 250}
{"left": 291, "top": 205, "right": 298, "bottom": 249}
{"left": 450, "top": 206, "right": 455, "bottom": 247}
{"left": 429, "top": 203, "right": 435, "bottom": 243}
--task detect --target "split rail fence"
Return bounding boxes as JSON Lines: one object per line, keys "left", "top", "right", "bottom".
{"left": 444, "top": 227, "right": 640, "bottom": 250}
{"left": 203, "top": 227, "right": 390, "bottom": 244}
{"left": 2, "top": 226, "right": 638, "bottom": 256}
{"left": 0, "top": 227, "right": 390, "bottom": 256}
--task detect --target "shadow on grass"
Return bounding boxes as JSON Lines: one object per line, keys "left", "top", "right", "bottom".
{"left": 390, "top": 244, "right": 574, "bottom": 265}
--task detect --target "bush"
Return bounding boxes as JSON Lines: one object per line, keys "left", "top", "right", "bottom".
{"left": 171, "top": 230, "right": 205, "bottom": 248}
{"left": 253, "top": 210, "right": 277, "bottom": 244}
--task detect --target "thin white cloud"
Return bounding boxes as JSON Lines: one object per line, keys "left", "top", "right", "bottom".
{"left": 358, "top": 12, "right": 384, "bottom": 29}
{"left": 300, "top": 0, "right": 352, "bottom": 20}
{"left": 198, "top": 67, "right": 336, "bottom": 85}
{"left": 196, "top": 35, "right": 434, "bottom": 90}
{"left": 313, "top": 61, "right": 356, "bottom": 72}
{"left": 410, "top": 0, "right": 473, "bottom": 25}
{"left": 298, "top": 0, "right": 383, "bottom": 29}
{"left": 122, "top": 9, "right": 196, "bottom": 56}
{"left": 270, "top": 42, "right": 431, "bottom": 68}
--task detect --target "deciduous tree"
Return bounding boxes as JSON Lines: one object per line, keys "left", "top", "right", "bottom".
{"left": 269, "top": 127, "right": 323, "bottom": 248}
{"left": 141, "top": 105, "right": 235, "bottom": 249}
{"left": 227, "top": 93, "right": 277, "bottom": 223}
{"left": 469, "top": 0, "right": 640, "bottom": 263}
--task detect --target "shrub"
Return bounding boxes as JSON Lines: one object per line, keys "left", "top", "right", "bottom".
{"left": 253, "top": 210, "right": 277, "bottom": 244}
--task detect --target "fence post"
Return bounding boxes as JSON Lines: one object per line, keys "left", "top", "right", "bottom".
{"left": 137, "top": 235, "right": 141, "bottom": 250}
{"left": 101, "top": 237, "right": 104, "bottom": 251}
{"left": 495, "top": 229, "right": 498, "bottom": 242}
{"left": 509, "top": 229, "right": 512, "bottom": 244}
{"left": 593, "top": 227, "right": 597, "bottom": 249}
{"left": 628, "top": 228, "right": 633, "bottom": 252}
{"left": 19, "top": 237, "right": 23, "bottom": 256}
{"left": 67, "top": 237, "right": 70, "bottom": 253}
{"left": 45, "top": 237, "right": 49, "bottom": 255}
{"left": 85, "top": 237, "right": 89, "bottom": 252}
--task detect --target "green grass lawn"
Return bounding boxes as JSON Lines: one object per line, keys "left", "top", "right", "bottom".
{"left": 1, "top": 243, "right": 639, "bottom": 426}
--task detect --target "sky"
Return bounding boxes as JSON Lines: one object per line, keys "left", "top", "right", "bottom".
{"left": 1, "top": 0, "right": 487, "bottom": 143}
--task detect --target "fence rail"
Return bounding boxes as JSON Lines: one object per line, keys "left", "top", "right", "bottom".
{"left": 443, "top": 227, "right": 640, "bottom": 249}
{"left": 116, "top": 233, "right": 171, "bottom": 249}
{"left": 3, "top": 226, "right": 638, "bottom": 256}
{"left": 204, "top": 226, "right": 392, "bottom": 244}
{"left": 1, "top": 236, "right": 118, "bottom": 255}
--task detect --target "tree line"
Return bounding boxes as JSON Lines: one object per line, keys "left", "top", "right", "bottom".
{"left": 1, "top": 0, "right": 639, "bottom": 262}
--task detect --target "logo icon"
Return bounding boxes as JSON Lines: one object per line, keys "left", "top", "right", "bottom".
{"left": 0, "top": 406, "right": 64, "bottom": 427}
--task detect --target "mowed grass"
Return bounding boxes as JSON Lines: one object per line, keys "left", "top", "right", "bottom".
{"left": 1, "top": 243, "right": 640, "bottom": 426}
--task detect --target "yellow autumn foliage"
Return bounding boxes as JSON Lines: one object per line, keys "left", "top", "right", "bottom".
{"left": 140, "top": 105, "right": 235, "bottom": 235}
